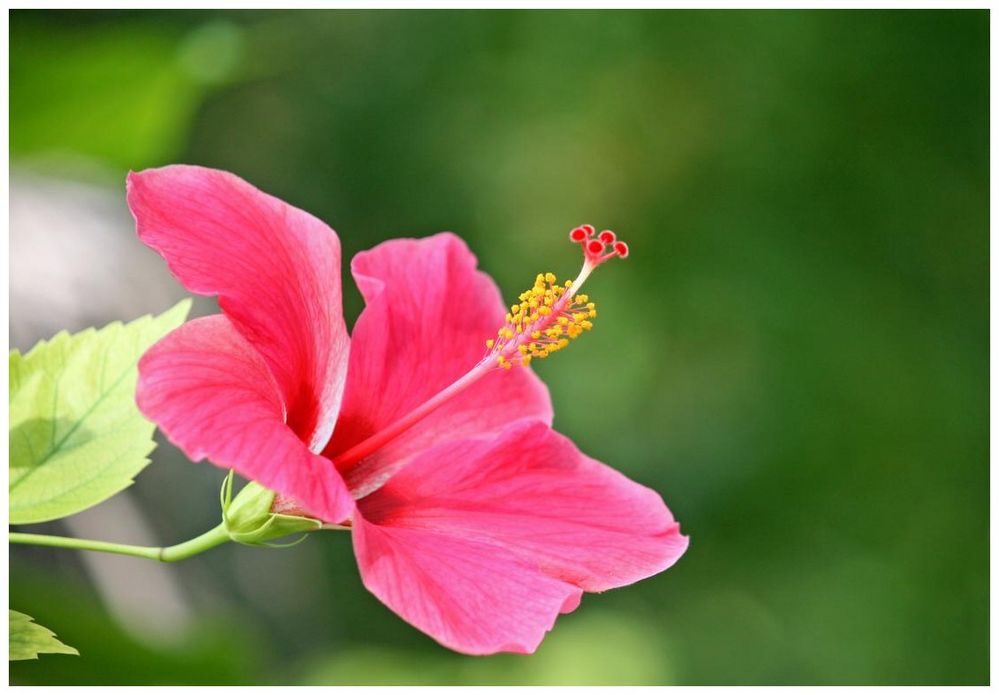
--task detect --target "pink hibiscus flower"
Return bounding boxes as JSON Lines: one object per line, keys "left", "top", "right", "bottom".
{"left": 127, "top": 165, "right": 688, "bottom": 655}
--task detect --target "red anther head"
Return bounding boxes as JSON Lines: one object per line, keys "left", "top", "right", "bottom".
{"left": 569, "top": 226, "right": 588, "bottom": 242}
{"left": 613, "top": 241, "right": 629, "bottom": 258}
{"left": 587, "top": 239, "right": 605, "bottom": 256}
{"left": 598, "top": 230, "right": 617, "bottom": 244}
{"left": 581, "top": 224, "right": 595, "bottom": 236}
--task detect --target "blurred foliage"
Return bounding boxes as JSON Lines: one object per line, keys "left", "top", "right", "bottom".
{"left": 9, "top": 565, "right": 265, "bottom": 685}
{"left": 9, "top": 9, "right": 987, "bottom": 685}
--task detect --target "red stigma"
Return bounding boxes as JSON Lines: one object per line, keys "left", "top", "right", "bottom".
{"left": 569, "top": 223, "right": 629, "bottom": 267}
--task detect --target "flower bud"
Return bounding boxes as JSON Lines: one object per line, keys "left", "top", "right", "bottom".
{"left": 220, "top": 471, "right": 323, "bottom": 546}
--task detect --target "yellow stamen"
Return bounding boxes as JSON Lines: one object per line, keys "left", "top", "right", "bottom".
{"left": 485, "top": 270, "right": 598, "bottom": 369}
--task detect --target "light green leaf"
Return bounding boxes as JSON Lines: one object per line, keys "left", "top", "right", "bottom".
{"left": 9, "top": 301, "right": 191, "bottom": 524}
{"left": 9, "top": 610, "right": 78, "bottom": 660}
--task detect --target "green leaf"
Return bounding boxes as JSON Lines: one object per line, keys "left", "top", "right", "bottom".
{"left": 9, "top": 301, "right": 191, "bottom": 524}
{"left": 9, "top": 610, "right": 78, "bottom": 660}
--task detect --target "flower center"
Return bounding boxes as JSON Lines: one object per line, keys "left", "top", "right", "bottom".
{"left": 330, "top": 225, "right": 628, "bottom": 486}
{"left": 486, "top": 225, "right": 628, "bottom": 369}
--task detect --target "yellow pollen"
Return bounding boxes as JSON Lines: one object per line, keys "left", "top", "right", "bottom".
{"left": 485, "top": 270, "right": 598, "bottom": 370}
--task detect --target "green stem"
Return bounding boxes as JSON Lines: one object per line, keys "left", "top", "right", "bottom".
{"left": 9, "top": 523, "right": 230, "bottom": 562}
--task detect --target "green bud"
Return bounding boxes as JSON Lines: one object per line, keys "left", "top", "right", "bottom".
{"left": 220, "top": 471, "right": 323, "bottom": 547}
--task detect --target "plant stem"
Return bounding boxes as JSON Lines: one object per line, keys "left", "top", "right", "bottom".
{"left": 9, "top": 523, "right": 231, "bottom": 562}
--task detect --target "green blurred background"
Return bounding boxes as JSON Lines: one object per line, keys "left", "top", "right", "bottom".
{"left": 9, "top": 9, "right": 988, "bottom": 685}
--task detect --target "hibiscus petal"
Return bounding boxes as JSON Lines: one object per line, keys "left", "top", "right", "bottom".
{"left": 353, "top": 514, "right": 582, "bottom": 655}
{"left": 325, "top": 233, "right": 552, "bottom": 494}
{"left": 127, "top": 165, "right": 349, "bottom": 452}
{"left": 359, "top": 419, "right": 688, "bottom": 592}
{"left": 137, "top": 315, "right": 354, "bottom": 524}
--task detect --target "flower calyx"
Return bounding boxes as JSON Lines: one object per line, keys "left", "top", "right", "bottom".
{"left": 220, "top": 471, "right": 323, "bottom": 547}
